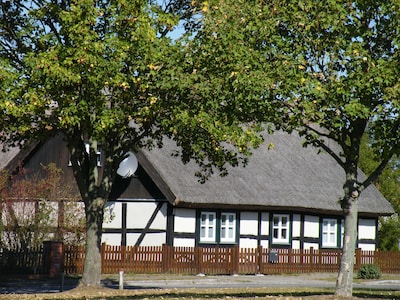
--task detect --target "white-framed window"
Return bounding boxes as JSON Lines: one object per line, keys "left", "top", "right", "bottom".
{"left": 200, "top": 212, "right": 216, "bottom": 242}
{"left": 272, "top": 214, "right": 290, "bottom": 244}
{"left": 322, "top": 218, "right": 338, "bottom": 247}
{"left": 220, "top": 213, "right": 236, "bottom": 242}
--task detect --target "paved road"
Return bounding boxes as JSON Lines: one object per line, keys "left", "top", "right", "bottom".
{"left": 122, "top": 274, "right": 400, "bottom": 291}
{"left": 0, "top": 274, "right": 399, "bottom": 294}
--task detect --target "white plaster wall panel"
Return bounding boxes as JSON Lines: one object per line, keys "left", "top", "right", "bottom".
{"left": 292, "top": 240, "right": 301, "bottom": 249}
{"left": 64, "top": 201, "right": 85, "bottom": 227}
{"left": 103, "top": 202, "right": 122, "bottom": 228}
{"left": 240, "top": 212, "right": 258, "bottom": 235}
{"left": 124, "top": 232, "right": 165, "bottom": 246}
{"left": 137, "top": 232, "right": 166, "bottom": 246}
{"left": 303, "top": 215, "right": 319, "bottom": 238}
{"left": 239, "top": 237, "right": 258, "bottom": 248}
{"left": 3, "top": 201, "right": 35, "bottom": 225}
{"left": 303, "top": 242, "right": 319, "bottom": 250}
{"left": 358, "top": 219, "right": 376, "bottom": 240}
{"left": 174, "top": 208, "right": 196, "bottom": 233}
{"left": 260, "top": 212, "right": 269, "bottom": 235}
{"left": 126, "top": 202, "right": 167, "bottom": 230}
{"left": 148, "top": 203, "right": 167, "bottom": 229}
{"left": 260, "top": 239, "right": 269, "bottom": 249}
{"left": 358, "top": 243, "right": 375, "bottom": 251}
{"left": 102, "top": 233, "right": 121, "bottom": 246}
{"left": 125, "top": 233, "right": 140, "bottom": 246}
{"left": 292, "top": 214, "right": 301, "bottom": 238}
{"left": 42, "top": 201, "right": 59, "bottom": 227}
{"left": 173, "top": 238, "right": 195, "bottom": 247}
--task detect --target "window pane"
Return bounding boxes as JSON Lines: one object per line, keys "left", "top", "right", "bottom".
{"left": 221, "top": 227, "right": 226, "bottom": 238}
{"left": 221, "top": 214, "right": 226, "bottom": 225}
{"left": 201, "top": 214, "right": 206, "bottom": 224}
{"left": 200, "top": 227, "right": 205, "bottom": 238}
{"left": 229, "top": 215, "right": 234, "bottom": 223}
{"left": 273, "top": 228, "right": 279, "bottom": 239}
{"left": 209, "top": 214, "right": 214, "bottom": 224}
{"left": 273, "top": 216, "right": 279, "bottom": 226}
{"left": 282, "top": 229, "right": 287, "bottom": 239}
{"left": 282, "top": 216, "right": 288, "bottom": 226}
{"left": 229, "top": 228, "right": 233, "bottom": 238}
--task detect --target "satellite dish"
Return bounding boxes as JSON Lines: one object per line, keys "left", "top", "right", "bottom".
{"left": 117, "top": 152, "right": 138, "bottom": 178}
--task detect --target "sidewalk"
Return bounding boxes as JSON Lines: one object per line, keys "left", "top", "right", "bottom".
{"left": 0, "top": 273, "right": 399, "bottom": 295}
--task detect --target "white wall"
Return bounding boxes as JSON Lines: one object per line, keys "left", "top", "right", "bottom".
{"left": 173, "top": 238, "right": 195, "bottom": 247}
{"left": 358, "top": 218, "right": 376, "bottom": 240}
{"left": 102, "top": 201, "right": 168, "bottom": 246}
{"left": 240, "top": 212, "right": 258, "bottom": 236}
{"left": 127, "top": 232, "right": 166, "bottom": 246}
{"left": 303, "top": 242, "right": 319, "bottom": 250}
{"left": 126, "top": 202, "right": 167, "bottom": 230}
{"left": 304, "top": 215, "right": 319, "bottom": 238}
{"left": 174, "top": 208, "right": 196, "bottom": 233}
{"left": 292, "top": 214, "right": 301, "bottom": 238}
{"left": 102, "top": 233, "right": 121, "bottom": 245}
{"left": 358, "top": 243, "right": 376, "bottom": 251}
{"left": 103, "top": 202, "right": 122, "bottom": 228}
{"left": 239, "top": 238, "right": 258, "bottom": 248}
{"left": 260, "top": 212, "right": 269, "bottom": 235}
{"left": 173, "top": 208, "right": 196, "bottom": 247}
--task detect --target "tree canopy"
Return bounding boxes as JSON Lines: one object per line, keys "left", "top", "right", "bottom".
{"left": 179, "top": 0, "right": 400, "bottom": 296}
{"left": 0, "top": 0, "right": 261, "bottom": 286}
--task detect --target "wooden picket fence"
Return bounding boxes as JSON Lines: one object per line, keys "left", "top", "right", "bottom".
{"left": 0, "top": 246, "right": 45, "bottom": 275}
{"left": 63, "top": 244, "right": 400, "bottom": 275}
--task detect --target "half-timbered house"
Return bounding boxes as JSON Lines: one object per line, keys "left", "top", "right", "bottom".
{"left": 1, "top": 131, "right": 394, "bottom": 251}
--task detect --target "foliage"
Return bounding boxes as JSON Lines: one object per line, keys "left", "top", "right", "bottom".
{"left": 181, "top": 0, "right": 400, "bottom": 297}
{"left": 378, "top": 215, "right": 400, "bottom": 251}
{"left": 357, "top": 264, "right": 381, "bottom": 279}
{"left": 359, "top": 134, "right": 400, "bottom": 250}
{"left": 0, "top": 0, "right": 262, "bottom": 286}
{"left": 0, "top": 164, "right": 83, "bottom": 249}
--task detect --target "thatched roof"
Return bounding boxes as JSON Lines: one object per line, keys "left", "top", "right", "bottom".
{"left": 0, "top": 131, "right": 393, "bottom": 217}
{"left": 139, "top": 131, "right": 394, "bottom": 217}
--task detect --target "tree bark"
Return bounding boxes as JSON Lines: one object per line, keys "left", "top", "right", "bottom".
{"left": 335, "top": 194, "right": 359, "bottom": 297}
{"left": 80, "top": 197, "right": 105, "bottom": 287}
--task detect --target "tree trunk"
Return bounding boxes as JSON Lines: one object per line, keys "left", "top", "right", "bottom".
{"left": 80, "top": 197, "right": 105, "bottom": 287}
{"left": 335, "top": 195, "right": 359, "bottom": 297}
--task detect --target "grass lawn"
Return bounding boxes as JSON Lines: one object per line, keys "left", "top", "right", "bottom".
{"left": 0, "top": 273, "right": 399, "bottom": 300}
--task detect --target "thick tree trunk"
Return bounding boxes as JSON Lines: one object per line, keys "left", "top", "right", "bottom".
{"left": 80, "top": 197, "right": 105, "bottom": 287}
{"left": 335, "top": 195, "right": 359, "bottom": 297}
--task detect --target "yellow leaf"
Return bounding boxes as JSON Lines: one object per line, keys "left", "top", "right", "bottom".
{"left": 202, "top": 2, "right": 209, "bottom": 12}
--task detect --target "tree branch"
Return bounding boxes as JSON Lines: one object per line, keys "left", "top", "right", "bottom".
{"left": 302, "top": 124, "right": 346, "bottom": 169}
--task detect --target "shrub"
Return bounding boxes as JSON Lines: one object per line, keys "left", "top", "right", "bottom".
{"left": 357, "top": 264, "right": 381, "bottom": 279}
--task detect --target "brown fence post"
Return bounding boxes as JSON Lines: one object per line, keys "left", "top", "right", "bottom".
{"left": 309, "top": 247, "right": 314, "bottom": 272}
{"left": 162, "top": 244, "right": 168, "bottom": 273}
{"left": 233, "top": 245, "right": 239, "bottom": 275}
{"left": 355, "top": 248, "right": 362, "bottom": 271}
{"left": 101, "top": 243, "right": 106, "bottom": 274}
{"left": 257, "top": 245, "right": 263, "bottom": 274}
{"left": 196, "top": 247, "right": 203, "bottom": 274}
